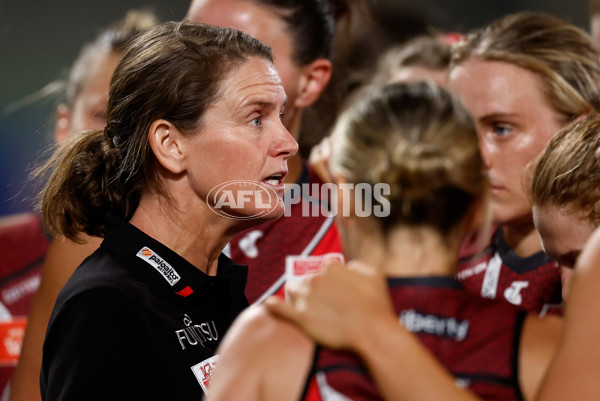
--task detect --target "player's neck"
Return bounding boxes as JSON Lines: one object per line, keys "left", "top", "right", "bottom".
{"left": 130, "top": 192, "right": 232, "bottom": 275}
{"left": 502, "top": 220, "right": 541, "bottom": 258}
{"left": 349, "top": 224, "right": 460, "bottom": 278}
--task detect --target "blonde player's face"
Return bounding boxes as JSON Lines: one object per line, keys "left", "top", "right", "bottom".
{"left": 448, "top": 58, "right": 564, "bottom": 227}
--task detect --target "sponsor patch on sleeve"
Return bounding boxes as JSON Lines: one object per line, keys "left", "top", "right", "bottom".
{"left": 191, "top": 355, "right": 219, "bottom": 395}
{"left": 285, "top": 253, "right": 344, "bottom": 300}
{"left": 136, "top": 247, "right": 181, "bottom": 286}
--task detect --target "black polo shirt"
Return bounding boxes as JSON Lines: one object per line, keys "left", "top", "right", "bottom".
{"left": 40, "top": 214, "right": 248, "bottom": 401}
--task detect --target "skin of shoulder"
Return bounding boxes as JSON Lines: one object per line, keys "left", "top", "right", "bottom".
{"left": 519, "top": 314, "right": 562, "bottom": 401}
{"left": 207, "top": 304, "right": 315, "bottom": 401}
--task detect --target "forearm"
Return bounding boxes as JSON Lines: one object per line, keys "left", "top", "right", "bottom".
{"left": 354, "top": 312, "right": 481, "bottom": 401}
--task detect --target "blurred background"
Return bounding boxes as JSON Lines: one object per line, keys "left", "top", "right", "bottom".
{"left": 0, "top": 0, "right": 590, "bottom": 217}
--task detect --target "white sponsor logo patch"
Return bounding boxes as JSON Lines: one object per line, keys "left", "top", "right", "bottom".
{"left": 481, "top": 252, "right": 502, "bottom": 299}
{"left": 239, "top": 230, "right": 264, "bottom": 258}
{"left": 191, "top": 355, "right": 219, "bottom": 395}
{"left": 136, "top": 247, "right": 181, "bottom": 286}
{"left": 504, "top": 281, "right": 529, "bottom": 305}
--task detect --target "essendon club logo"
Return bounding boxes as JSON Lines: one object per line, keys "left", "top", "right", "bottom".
{"left": 136, "top": 247, "right": 181, "bottom": 286}
{"left": 191, "top": 355, "right": 219, "bottom": 395}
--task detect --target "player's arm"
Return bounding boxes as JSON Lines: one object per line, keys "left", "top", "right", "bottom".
{"left": 357, "top": 309, "right": 481, "bottom": 401}
{"left": 266, "top": 260, "right": 481, "bottom": 401}
{"left": 519, "top": 315, "right": 562, "bottom": 401}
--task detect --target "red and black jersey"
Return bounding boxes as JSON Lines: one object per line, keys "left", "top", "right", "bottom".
{"left": 456, "top": 228, "right": 562, "bottom": 315}
{"left": 228, "top": 163, "right": 343, "bottom": 304}
{"left": 301, "top": 277, "right": 526, "bottom": 401}
{"left": 0, "top": 212, "right": 48, "bottom": 397}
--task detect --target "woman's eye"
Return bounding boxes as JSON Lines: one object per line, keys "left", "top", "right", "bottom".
{"left": 250, "top": 116, "right": 262, "bottom": 127}
{"left": 492, "top": 123, "right": 512, "bottom": 137}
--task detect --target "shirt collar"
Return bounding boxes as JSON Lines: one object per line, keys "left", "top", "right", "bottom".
{"left": 101, "top": 213, "right": 248, "bottom": 298}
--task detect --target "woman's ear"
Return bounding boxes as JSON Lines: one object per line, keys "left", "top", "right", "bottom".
{"left": 54, "top": 104, "right": 71, "bottom": 144}
{"left": 148, "top": 119, "right": 186, "bottom": 174}
{"left": 294, "top": 58, "right": 332, "bottom": 109}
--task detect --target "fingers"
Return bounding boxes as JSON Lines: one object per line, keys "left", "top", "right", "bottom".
{"left": 321, "top": 258, "right": 346, "bottom": 274}
{"left": 347, "top": 260, "right": 379, "bottom": 276}
{"left": 265, "top": 280, "right": 310, "bottom": 321}
{"left": 286, "top": 280, "right": 309, "bottom": 311}
{"left": 264, "top": 296, "right": 299, "bottom": 322}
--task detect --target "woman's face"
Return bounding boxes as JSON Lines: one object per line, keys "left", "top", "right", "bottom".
{"left": 448, "top": 58, "right": 564, "bottom": 226}
{"left": 54, "top": 51, "right": 121, "bottom": 143}
{"left": 188, "top": 0, "right": 303, "bottom": 133}
{"left": 182, "top": 56, "right": 298, "bottom": 220}
{"left": 533, "top": 204, "right": 596, "bottom": 301}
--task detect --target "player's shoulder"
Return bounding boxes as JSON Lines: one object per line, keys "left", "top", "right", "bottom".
{"left": 209, "top": 305, "right": 314, "bottom": 401}
{"left": 221, "top": 304, "right": 312, "bottom": 357}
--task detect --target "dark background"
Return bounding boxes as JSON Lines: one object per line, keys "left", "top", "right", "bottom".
{"left": 0, "top": 0, "right": 590, "bottom": 217}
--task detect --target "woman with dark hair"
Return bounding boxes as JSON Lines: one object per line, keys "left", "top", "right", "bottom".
{"left": 187, "top": 0, "right": 353, "bottom": 304}
{"left": 36, "top": 21, "right": 297, "bottom": 400}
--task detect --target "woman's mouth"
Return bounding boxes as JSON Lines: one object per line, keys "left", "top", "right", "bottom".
{"left": 262, "top": 173, "right": 286, "bottom": 190}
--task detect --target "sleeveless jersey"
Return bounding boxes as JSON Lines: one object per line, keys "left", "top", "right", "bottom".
{"left": 228, "top": 163, "right": 343, "bottom": 304}
{"left": 456, "top": 228, "right": 562, "bottom": 315}
{"left": 301, "top": 277, "right": 526, "bottom": 401}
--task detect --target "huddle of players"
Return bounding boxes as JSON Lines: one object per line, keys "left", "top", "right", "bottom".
{"left": 5, "top": 0, "right": 600, "bottom": 400}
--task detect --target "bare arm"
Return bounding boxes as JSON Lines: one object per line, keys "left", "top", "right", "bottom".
{"left": 534, "top": 226, "right": 600, "bottom": 401}
{"left": 9, "top": 236, "right": 100, "bottom": 401}
{"left": 206, "top": 305, "right": 314, "bottom": 401}
{"left": 519, "top": 315, "right": 562, "bottom": 401}
{"left": 265, "top": 260, "right": 481, "bottom": 401}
